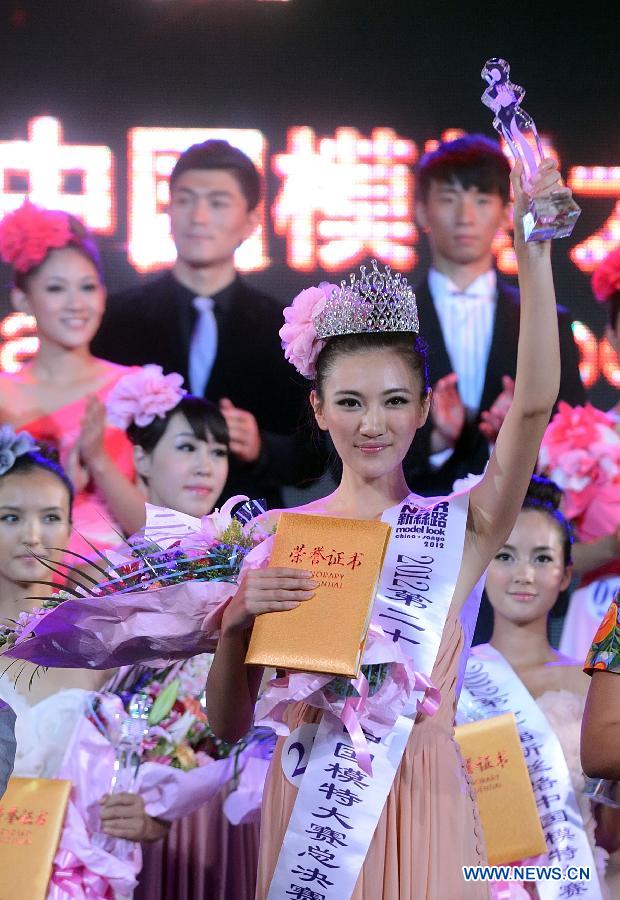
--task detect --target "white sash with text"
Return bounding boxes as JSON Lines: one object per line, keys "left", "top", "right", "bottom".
{"left": 267, "top": 489, "right": 474, "bottom": 900}
{"left": 458, "top": 644, "right": 602, "bottom": 900}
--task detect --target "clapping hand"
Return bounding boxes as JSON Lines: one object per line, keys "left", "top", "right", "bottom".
{"left": 77, "top": 395, "right": 108, "bottom": 471}
{"left": 219, "top": 397, "right": 262, "bottom": 464}
{"left": 430, "top": 373, "right": 465, "bottom": 453}
{"left": 479, "top": 376, "right": 515, "bottom": 444}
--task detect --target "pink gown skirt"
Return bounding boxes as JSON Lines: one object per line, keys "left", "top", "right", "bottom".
{"left": 256, "top": 607, "right": 490, "bottom": 899}
{"left": 136, "top": 785, "right": 260, "bottom": 900}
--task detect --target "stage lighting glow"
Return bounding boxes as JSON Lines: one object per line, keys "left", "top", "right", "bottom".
{"left": 0, "top": 116, "right": 617, "bottom": 389}
{"left": 0, "top": 312, "right": 38, "bottom": 373}
{"left": 599, "top": 336, "right": 620, "bottom": 390}
{"left": 0, "top": 117, "right": 114, "bottom": 233}
{"left": 572, "top": 320, "right": 602, "bottom": 389}
{"left": 127, "top": 127, "right": 268, "bottom": 273}
{"left": 569, "top": 166, "right": 620, "bottom": 272}
{"left": 272, "top": 127, "right": 417, "bottom": 271}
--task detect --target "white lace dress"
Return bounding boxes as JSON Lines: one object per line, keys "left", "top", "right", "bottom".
{"left": 0, "top": 679, "right": 89, "bottom": 779}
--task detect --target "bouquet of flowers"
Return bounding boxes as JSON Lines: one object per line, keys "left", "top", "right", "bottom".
{"left": 2, "top": 497, "right": 271, "bottom": 669}
{"left": 538, "top": 402, "right": 620, "bottom": 541}
{"left": 104, "top": 655, "right": 274, "bottom": 776}
{"left": 48, "top": 653, "right": 275, "bottom": 898}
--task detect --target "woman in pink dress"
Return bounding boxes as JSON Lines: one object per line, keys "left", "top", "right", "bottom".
{"left": 103, "top": 366, "right": 263, "bottom": 900}
{"left": 538, "top": 247, "right": 620, "bottom": 661}
{"left": 0, "top": 201, "right": 146, "bottom": 558}
{"left": 206, "top": 160, "right": 569, "bottom": 898}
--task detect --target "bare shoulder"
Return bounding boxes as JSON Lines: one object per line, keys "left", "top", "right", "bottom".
{"left": 551, "top": 654, "right": 590, "bottom": 697}
{"left": 97, "top": 359, "right": 131, "bottom": 380}
{"left": 0, "top": 370, "right": 26, "bottom": 416}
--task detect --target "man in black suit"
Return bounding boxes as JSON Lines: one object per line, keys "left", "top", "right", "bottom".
{"left": 92, "top": 140, "right": 319, "bottom": 505}
{"left": 404, "top": 134, "right": 585, "bottom": 498}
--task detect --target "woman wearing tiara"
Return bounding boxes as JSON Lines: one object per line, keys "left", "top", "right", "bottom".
{"left": 0, "top": 201, "right": 145, "bottom": 558}
{"left": 206, "top": 156, "right": 569, "bottom": 898}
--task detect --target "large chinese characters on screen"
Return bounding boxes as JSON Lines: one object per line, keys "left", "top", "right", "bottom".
{"left": 0, "top": 117, "right": 617, "bottom": 391}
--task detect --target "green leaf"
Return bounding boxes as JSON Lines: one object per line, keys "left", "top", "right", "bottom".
{"left": 147, "top": 678, "right": 180, "bottom": 725}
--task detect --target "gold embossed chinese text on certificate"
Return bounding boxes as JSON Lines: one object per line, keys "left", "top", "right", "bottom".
{"left": 455, "top": 713, "right": 547, "bottom": 865}
{"left": 246, "top": 512, "right": 390, "bottom": 677}
{"left": 0, "top": 776, "right": 71, "bottom": 900}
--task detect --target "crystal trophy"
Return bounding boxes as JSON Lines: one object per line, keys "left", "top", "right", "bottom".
{"left": 93, "top": 692, "right": 152, "bottom": 860}
{"left": 481, "top": 58, "right": 581, "bottom": 241}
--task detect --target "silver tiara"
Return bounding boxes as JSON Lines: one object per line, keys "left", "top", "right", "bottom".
{"left": 313, "top": 260, "right": 419, "bottom": 340}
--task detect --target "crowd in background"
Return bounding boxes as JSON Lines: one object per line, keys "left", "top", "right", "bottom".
{"left": 0, "top": 134, "right": 618, "bottom": 899}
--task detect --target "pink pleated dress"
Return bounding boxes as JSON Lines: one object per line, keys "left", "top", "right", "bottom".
{"left": 256, "top": 605, "right": 490, "bottom": 900}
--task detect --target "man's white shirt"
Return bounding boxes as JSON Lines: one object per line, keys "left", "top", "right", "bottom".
{"left": 428, "top": 267, "right": 497, "bottom": 417}
{"left": 427, "top": 268, "right": 497, "bottom": 469}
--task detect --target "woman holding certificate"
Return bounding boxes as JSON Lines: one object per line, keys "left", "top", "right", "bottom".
{"left": 0, "top": 429, "right": 168, "bottom": 897}
{"left": 206, "top": 156, "right": 569, "bottom": 898}
{"left": 460, "top": 475, "right": 618, "bottom": 898}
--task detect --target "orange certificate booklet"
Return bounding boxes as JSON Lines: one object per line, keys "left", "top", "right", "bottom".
{"left": 0, "top": 776, "right": 71, "bottom": 900}
{"left": 245, "top": 512, "right": 391, "bottom": 677}
{"left": 454, "top": 713, "right": 547, "bottom": 865}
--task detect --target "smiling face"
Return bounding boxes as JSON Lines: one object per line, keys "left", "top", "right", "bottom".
{"left": 311, "top": 347, "right": 430, "bottom": 480}
{"left": 415, "top": 179, "right": 510, "bottom": 269}
{"left": 485, "top": 509, "right": 572, "bottom": 627}
{"left": 134, "top": 411, "right": 229, "bottom": 517}
{"left": 169, "top": 169, "right": 258, "bottom": 269}
{"left": 0, "top": 468, "right": 71, "bottom": 590}
{"left": 12, "top": 246, "right": 106, "bottom": 349}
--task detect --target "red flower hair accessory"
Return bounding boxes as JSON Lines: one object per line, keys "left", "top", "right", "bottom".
{"left": 592, "top": 246, "right": 620, "bottom": 303}
{"left": 0, "top": 200, "right": 72, "bottom": 273}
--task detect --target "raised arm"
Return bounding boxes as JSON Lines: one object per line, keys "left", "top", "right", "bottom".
{"left": 468, "top": 159, "right": 564, "bottom": 561}
{"left": 76, "top": 395, "right": 147, "bottom": 535}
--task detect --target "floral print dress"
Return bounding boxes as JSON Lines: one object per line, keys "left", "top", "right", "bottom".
{"left": 584, "top": 591, "right": 620, "bottom": 673}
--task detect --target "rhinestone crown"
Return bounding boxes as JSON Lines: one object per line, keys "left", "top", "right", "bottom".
{"left": 313, "top": 260, "right": 419, "bottom": 340}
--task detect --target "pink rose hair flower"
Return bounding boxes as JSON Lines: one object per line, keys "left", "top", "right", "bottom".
{"left": 106, "top": 365, "right": 187, "bottom": 430}
{"left": 539, "top": 402, "right": 620, "bottom": 533}
{"left": 0, "top": 200, "right": 72, "bottom": 273}
{"left": 279, "top": 282, "right": 338, "bottom": 379}
{"left": 592, "top": 246, "right": 620, "bottom": 303}
{"left": 540, "top": 401, "right": 613, "bottom": 458}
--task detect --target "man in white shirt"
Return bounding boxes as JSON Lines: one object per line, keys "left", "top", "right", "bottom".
{"left": 404, "top": 134, "right": 585, "bottom": 496}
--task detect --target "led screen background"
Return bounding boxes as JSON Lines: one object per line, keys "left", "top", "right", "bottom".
{"left": 0, "top": 0, "right": 617, "bottom": 404}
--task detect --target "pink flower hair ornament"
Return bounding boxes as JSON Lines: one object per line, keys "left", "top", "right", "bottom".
{"left": 592, "top": 245, "right": 620, "bottom": 303}
{"left": 279, "top": 282, "right": 339, "bottom": 379}
{"left": 106, "top": 365, "right": 187, "bottom": 430}
{"left": 539, "top": 402, "right": 620, "bottom": 528}
{"left": 0, "top": 199, "right": 72, "bottom": 273}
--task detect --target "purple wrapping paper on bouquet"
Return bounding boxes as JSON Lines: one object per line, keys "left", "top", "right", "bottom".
{"left": 1, "top": 497, "right": 270, "bottom": 669}
{"left": 3, "top": 580, "right": 237, "bottom": 669}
